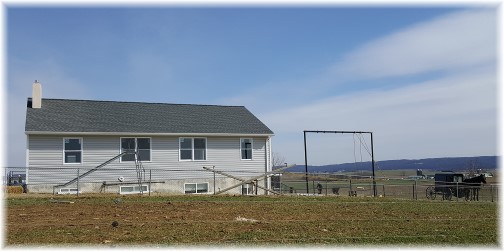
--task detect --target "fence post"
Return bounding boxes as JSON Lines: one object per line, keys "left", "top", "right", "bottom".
{"left": 76, "top": 168, "right": 80, "bottom": 197}
{"left": 213, "top": 166, "right": 216, "bottom": 195}
{"left": 491, "top": 185, "right": 494, "bottom": 202}
{"left": 370, "top": 183, "right": 373, "bottom": 197}
{"left": 312, "top": 180, "right": 315, "bottom": 195}
{"left": 279, "top": 173, "right": 282, "bottom": 195}
{"left": 325, "top": 177, "right": 328, "bottom": 196}
{"left": 383, "top": 184, "right": 385, "bottom": 197}
{"left": 456, "top": 181, "right": 459, "bottom": 202}
{"left": 412, "top": 181, "right": 415, "bottom": 200}
{"left": 416, "top": 180, "right": 418, "bottom": 200}
{"left": 149, "top": 169, "right": 152, "bottom": 196}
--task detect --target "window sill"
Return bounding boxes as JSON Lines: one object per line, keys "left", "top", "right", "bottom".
{"left": 120, "top": 160, "right": 152, "bottom": 163}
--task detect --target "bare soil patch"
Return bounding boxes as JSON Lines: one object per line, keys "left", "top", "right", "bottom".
{"left": 5, "top": 193, "right": 498, "bottom": 247}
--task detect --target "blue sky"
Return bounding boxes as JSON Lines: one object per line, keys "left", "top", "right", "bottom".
{"left": 4, "top": 5, "right": 499, "bottom": 166}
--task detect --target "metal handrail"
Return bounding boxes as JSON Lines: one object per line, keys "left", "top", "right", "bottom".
{"left": 54, "top": 150, "right": 135, "bottom": 188}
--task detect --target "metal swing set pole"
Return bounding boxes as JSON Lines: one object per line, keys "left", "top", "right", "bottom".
{"left": 370, "top": 132, "right": 376, "bottom": 197}
{"left": 304, "top": 131, "right": 309, "bottom": 194}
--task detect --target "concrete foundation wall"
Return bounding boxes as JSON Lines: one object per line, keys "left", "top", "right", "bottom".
{"left": 26, "top": 177, "right": 263, "bottom": 195}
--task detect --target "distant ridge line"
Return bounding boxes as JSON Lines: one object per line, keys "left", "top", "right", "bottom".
{"left": 284, "top": 156, "right": 499, "bottom": 173}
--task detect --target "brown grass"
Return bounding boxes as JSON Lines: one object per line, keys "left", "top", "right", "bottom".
{"left": 5, "top": 186, "right": 24, "bottom": 194}
{"left": 5, "top": 193, "right": 498, "bottom": 247}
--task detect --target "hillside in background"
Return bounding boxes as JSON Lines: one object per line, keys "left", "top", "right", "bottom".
{"left": 283, "top": 156, "right": 499, "bottom": 173}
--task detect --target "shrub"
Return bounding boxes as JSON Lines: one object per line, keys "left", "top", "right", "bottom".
{"left": 6, "top": 186, "right": 24, "bottom": 194}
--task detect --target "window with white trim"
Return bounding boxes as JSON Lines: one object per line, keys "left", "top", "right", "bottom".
{"left": 184, "top": 183, "right": 209, "bottom": 194}
{"left": 241, "top": 138, "right": 253, "bottom": 160}
{"left": 242, "top": 183, "right": 254, "bottom": 195}
{"left": 58, "top": 188, "right": 79, "bottom": 194}
{"left": 121, "top": 138, "right": 151, "bottom": 162}
{"left": 179, "top": 138, "right": 206, "bottom": 161}
{"left": 64, "top": 138, "right": 82, "bottom": 164}
{"left": 119, "top": 185, "right": 149, "bottom": 194}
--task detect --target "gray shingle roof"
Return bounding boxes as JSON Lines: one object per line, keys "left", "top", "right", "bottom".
{"left": 25, "top": 98, "right": 274, "bottom": 135}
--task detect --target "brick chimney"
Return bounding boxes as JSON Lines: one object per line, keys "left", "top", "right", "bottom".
{"left": 32, "top": 80, "right": 42, "bottom": 108}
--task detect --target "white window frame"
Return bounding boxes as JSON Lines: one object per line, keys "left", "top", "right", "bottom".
{"left": 120, "top": 137, "right": 152, "bottom": 162}
{"left": 240, "top": 138, "right": 253, "bottom": 160}
{"left": 58, "top": 188, "right": 79, "bottom": 195}
{"left": 241, "top": 183, "right": 254, "bottom": 195}
{"left": 63, "top": 138, "right": 83, "bottom": 165}
{"left": 184, "top": 182, "right": 209, "bottom": 194}
{"left": 119, "top": 184, "right": 149, "bottom": 194}
{"left": 179, "top": 137, "right": 207, "bottom": 161}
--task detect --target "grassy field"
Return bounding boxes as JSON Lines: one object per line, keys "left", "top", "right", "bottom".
{"left": 5, "top": 193, "right": 498, "bottom": 247}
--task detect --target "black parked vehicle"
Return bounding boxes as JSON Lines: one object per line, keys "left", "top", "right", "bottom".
{"left": 426, "top": 172, "right": 487, "bottom": 201}
{"left": 426, "top": 172, "right": 465, "bottom": 200}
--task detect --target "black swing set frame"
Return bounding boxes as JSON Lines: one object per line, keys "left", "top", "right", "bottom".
{"left": 303, "top": 130, "right": 377, "bottom": 197}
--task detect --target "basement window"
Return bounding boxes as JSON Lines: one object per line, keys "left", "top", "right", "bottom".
{"left": 241, "top": 183, "right": 255, "bottom": 195}
{"left": 184, "top": 183, "right": 209, "bottom": 194}
{"left": 58, "top": 188, "right": 79, "bottom": 194}
{"left": 119, "top": 185, "right": 149, "bottom": 194}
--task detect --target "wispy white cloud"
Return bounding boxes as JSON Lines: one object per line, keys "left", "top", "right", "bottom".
{"left": 330, "top": 9, "right": 496, "bottom": 80}
{"left": 262, "top": 69, "right": 496, "bottom": 165}
{"left": 8, "top": 59, "right": 89, "bottom": 100}
{"left": 249, "top": 9, "right": 498, "bottom": 165}
{"left": 126, "top": 51, "right": 174, "bottom": 88}
{"left": 5, "top": 8, "right": 498, "bottom": 168}
{"left": 7, "top": 59, "right": 90, "bottom": 166}
{"left": 220, "top": 9, "right": 497, "bottom": 115}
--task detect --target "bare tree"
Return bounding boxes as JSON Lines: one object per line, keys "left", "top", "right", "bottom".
{"left": 272, "top": 152, "right": 286, "bottom": 168}
{"left": 467, "top": 158, "right": 479, "bottom": 177}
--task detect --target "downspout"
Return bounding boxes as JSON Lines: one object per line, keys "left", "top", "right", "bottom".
{"left": 25, "top": 134, "right": 29, "bottom": 186}
{"left": 264, "top": 137, "right": 268, "bottom": 195}
{"left": 264, "top": 138, "right": 269, "bottom": 195}
{"left": 264, "top": 136, "right": 272, "bottom": 195}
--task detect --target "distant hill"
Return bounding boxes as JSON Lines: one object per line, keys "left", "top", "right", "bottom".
{"left": 284, "top": 156, "right": 499, "bottom": 173}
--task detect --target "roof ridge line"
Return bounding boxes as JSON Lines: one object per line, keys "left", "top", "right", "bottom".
{"left": 32, "top": 98, "right": 245, "bottom": 108}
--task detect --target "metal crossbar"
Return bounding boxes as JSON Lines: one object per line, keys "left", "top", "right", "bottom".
{"left": 203, "top": 165, "right": 294, "bottom": 195}
{"left": 54, "top": 150, "right": 135, "bottom": 189}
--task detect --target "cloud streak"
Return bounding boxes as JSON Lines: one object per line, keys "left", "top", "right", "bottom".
{"left": 5, "top": 8, "right": 497, "bottom": 168}
{"left": 220, "top": 9, "right": 497, "bottom": 114}
{"left": 331, "top": 9, "right": 496, "bottom": 80}
{"left": 262, "top": 69, "right": 496, "bottom": 165}
{"left": 7, "top": 59, "right": 90, "bottom": 166}
{"left": 250, "top": 9, "right": 498, "bottom": 165}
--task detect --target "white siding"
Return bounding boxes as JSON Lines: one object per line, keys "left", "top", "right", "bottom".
{"left": 28, "top": 135, "right": 269, "bottom": 186}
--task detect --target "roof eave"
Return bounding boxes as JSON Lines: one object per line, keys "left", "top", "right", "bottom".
{"left": 25, "top": 131, "right": 274, "bottom": 137}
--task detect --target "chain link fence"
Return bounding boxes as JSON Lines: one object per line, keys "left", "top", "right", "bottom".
{"left": 273, "top": 172, "right": 498, "bottom": 202}
{"left": 4, "top": 167, "right": 499, "bottom": 202}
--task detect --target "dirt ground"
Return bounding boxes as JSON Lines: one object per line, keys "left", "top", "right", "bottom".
{"left": 5, "top": 193, "right": 498, "bottom": 247}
